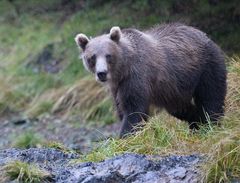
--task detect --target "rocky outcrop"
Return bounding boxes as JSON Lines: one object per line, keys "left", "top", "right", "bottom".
{"left": 0, "top": 148, "right": 203, "bottom": 183}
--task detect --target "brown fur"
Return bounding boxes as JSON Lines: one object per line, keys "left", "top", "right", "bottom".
{"left": 75, "top": 23, "right": 227, "bottom": 137}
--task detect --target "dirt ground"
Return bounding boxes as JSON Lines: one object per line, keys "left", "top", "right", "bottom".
{"left": 0, "top": 114, "right": 122, "bottom": 153}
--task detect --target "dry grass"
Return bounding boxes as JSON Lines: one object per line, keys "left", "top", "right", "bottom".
{"left": 52, "top": 77, "right": 114, "bottom": 124}
{"left": 26, "top": 87, "right": 65, "bottom": 118}
{"left": 225, "top": 57, "right": 240, "bottom": 113}
{"left": 52, "top": 78, "right": 106, "bottom": 113}
{"left": 76, "top": 56, "right": 240, "bottom": 182}
{"left": 0, "top": 2, "right": 239, "bottom": 182}
{"left": 1, "top": 54, "right": 239, "bottom": 182}
{"left": 0, "top": 76, "right": 30, "bottom": 114}
{"left": 204, "top": 131, "right": 240, "bottom": 182}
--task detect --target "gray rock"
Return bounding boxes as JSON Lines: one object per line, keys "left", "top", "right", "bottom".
{"left": 0, "top": 148, "right": 203, "bottom": 183}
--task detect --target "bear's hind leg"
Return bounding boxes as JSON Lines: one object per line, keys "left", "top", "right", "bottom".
{"left": 193, "top": 80, "right": 226, "bottom": 125}
{"left": 193, "top": 42, "right": 227, "bottom": 125}
{"left": 168, "top": 104, "right": 201, "bottom": 129}
{"left": 194, "top": 98, "right": 225, "bottom": 125}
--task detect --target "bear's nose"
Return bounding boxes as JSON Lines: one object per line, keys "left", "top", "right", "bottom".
{"left": 97, "top": 72, "right": 107, "bottom": 82}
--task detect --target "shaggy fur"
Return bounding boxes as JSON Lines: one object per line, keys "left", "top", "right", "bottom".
{"left": 75, "top": 23, "right": 227, "bottom": 137}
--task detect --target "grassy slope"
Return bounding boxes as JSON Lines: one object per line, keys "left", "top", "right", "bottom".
{"left": 82, "top": 57, "right": 240, "bottom": 182}
{"left": 0, "top": 0, "right": 239, "bottom": 119}
{"left": 0, "top": 1, "right": 240, "bottom": 182}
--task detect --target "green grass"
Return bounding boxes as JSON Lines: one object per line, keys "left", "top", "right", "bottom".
{"left": 0, "top": 1, "right": 239, "bottom": 182}
{"left": 204, "top": 131, "right": 240, "bottom": 182}
{"left": 73, "top": 57, "right": 240, "bottom": 182}
{"left": 12, "top": 131, "right": 44, "bottom": 149}
{"left": 85, "top": 97, "right": 115, "bottom": 125}
{"left": 2, "top": 161, "right": 52, "bottom": 183}
{"left": 43, "top": 141, "right": 76, "bottom": 154}
{"left": 0, "top": 0, "right": 239, "bottom": 119}
{"left": 51, "top": 77, "right": 115, "bottom": 125}
{"left": 26, "top": 100, "right": 54, "bottom": 118}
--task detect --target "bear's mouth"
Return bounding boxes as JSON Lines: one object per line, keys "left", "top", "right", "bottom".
{"left": 95, "top": 75, "right": 108, "bottom": 83}
{"left": 99, "top": 78, "right": 107, "bottom": 82}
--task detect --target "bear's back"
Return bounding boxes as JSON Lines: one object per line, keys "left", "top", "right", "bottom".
{"left": 118, "top": 23, "right": 224, "bottom": 109}
{"left": 120, "top": 24, "right": 211, "bottom": 60}
{"left": 146, "top": 23, "right": 209, "bottom": 45}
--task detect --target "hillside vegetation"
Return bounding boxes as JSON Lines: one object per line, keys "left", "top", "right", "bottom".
{"left": 0, "top": 0, "right": 240, "bottom": 182}
{"left": 0, "top": 0, "right": 239, "bottom": 120}
{"left": 82, "top": 56, "right": 240, "bottom": 182}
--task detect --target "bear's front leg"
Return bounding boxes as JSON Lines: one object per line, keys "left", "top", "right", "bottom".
{"left": 120, "top": 112, "right": 148, "bottom": 138}
{"left": 119, "top": 93, "right": 149, "bottom": 138}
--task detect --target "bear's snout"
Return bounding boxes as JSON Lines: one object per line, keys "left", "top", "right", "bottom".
{"left": 97, "top": 71, "right": 108, "bottom": 82}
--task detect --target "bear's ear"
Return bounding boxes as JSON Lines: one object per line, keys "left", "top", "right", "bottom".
{"left": 75, "top": 33, "right": 89, "bottom": 50}
{"left": 109, "top": 26, "right": 121, "bottom": 42}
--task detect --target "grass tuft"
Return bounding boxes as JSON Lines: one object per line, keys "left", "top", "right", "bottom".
{"left": 0, "top": 1, "right": 239, "bottom": 182}
{"left": 204, "top": 131, "right": 240, "bottom": 182}
{"left": 44, "top": 141, "right": 76, "bottom": 154}
{"left": 12, "top": 131, "right": 44, "bottom": 149}
{"left": 52, "top": 78, "right": 114, "bottom": 125}
{"left": 85, "top": 97, "right": 114, "bottom": 125}
{"left": 2, "top": 161, "right": 52, "bottom": 183}
{"left": 76, "top": 56, "right": 240, "bottom": 182}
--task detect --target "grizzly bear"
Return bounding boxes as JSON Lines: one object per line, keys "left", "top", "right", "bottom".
{"left": 75, "top": 23, "right": 227, "bottom": 138}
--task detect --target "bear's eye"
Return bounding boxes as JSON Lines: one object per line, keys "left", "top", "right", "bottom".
{"left": 106, "top": 54, "right": 113, "bottom": 64}
{"left": 87, "top": 55, "right": 96, "bottom": 68}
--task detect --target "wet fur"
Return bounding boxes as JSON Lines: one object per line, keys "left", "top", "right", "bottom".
{"left": 110, "top": 24, "right": 226, "bottom": 137}
{"left": 79, "top": 23, "right": 227, "bottom": 137}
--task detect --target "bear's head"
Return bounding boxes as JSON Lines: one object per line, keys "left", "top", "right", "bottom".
{"left": 75, "top": 26, "right": 123, "bottom": 83}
